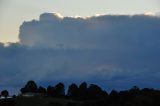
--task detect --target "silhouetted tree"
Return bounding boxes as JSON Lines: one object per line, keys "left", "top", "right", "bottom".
{"left": 109, "top": 90, "right": 119, "bottom": 103}
{"left": 20, "top": 80, "right": 38, "bottom": 93}
{"left": 130, "top": 86, "right": 140, "bottom": 92}
{"left": 129, "top": 86, "right": 140, "bottom": 97}
{"left": 2, "top": 81, "right": 160, "bottom": 106}
{"left": 1, "top": 90, "right": 9, "bottom": 98}
{"left": 67, "top": 83, "right": 79, "bottom": 99}
{"left": 87, "top": 84, "right": 105, "bottom": 100}
{"left": 37, "top": 86, "right": 46, "bottom": 94}
{"left": 55, "top": 82, "right": 65, "bottom": 97}
{"left": 141, "top": 88, "right": 154, "bottom": 93}
{"left": 47, "top": 86, "right": 55, "bottom": 97}
{"left": 78, "top": 82, "right": 88, "bottom": 100}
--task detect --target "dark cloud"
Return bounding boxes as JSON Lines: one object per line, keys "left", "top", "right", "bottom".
{"left": 1, "top": 13, "right": 160, "bottom": 93}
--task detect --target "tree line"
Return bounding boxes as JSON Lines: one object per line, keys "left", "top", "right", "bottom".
{"left": 20, "top": 80, "right": 108, "bottom": 100}
{"left": 1, "top": 80, "right": 160, "bottom": 106}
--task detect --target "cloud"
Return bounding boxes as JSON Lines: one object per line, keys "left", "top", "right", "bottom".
{"left": 1, "top": 13, "right": 160, "bottom": 93}
{"left": 19, "top": 13, "right": 160, "bottom": 50}
{"left": 144, "top": 12, "right": 155, "bottom": 16}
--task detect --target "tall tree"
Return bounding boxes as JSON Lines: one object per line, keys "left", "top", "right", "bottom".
{"left": 1, "top": 90, "right": 9, "bottom": 98}
{"left": 55, "top": 82, "right": 65, "bottom": 97}
{"left": 67, "top": 83, "right": 79, "bottom": 99}
{"left": 20, "top": 80, "right": 38, "bottom": 93}
{"left": 47, "top": 86, "right": 55, "bottom": 97}
{"left": 87, "top": 84, "right": 107, "bottom": 100}
{"left": 78, "top": 82, "right": 88, "bottom": 100}
{"left": 37, "top": 86, "right": 46, "bottom": 94}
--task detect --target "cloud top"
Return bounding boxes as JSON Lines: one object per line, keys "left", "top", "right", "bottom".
{"left": 19, "top": 13, "right": 160, "bottom": 50}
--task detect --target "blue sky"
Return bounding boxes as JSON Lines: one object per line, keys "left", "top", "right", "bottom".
{"left": 0, "top": 0, "right": 160, "bottom": 94}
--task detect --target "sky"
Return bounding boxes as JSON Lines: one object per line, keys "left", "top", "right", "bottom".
{"left": 0, "top": 0, "right": 160, "bottom": 94}
{"left": 0, "top": 0, "right": 160, "bottom": 43}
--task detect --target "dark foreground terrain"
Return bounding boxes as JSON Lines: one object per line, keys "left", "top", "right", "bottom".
{"left": 1, "top": 90, "right": 160, "bottom": 106}
{"left": 1, "top": 81, "right": 160, "bottom": 106}
{"left": 0, "top": 97, "right": 83, "bottom": 106}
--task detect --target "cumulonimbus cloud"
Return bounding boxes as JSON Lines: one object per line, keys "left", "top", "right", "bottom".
{"left": 1, "top": 13, "right": 160, "bottom": 93}
{"left": 19, "top": 13, "right": 160, "bottom": 50}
